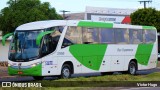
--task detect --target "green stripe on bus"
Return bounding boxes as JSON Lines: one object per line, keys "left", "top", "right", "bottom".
{"left": 135, "top": 44, "right": 154, "bottom": 66}
{"left": 78, "top": 21, "right": 113, "bottom": 28}
{"left": 143, "top": 26, "right": 156, "bottom": 30}
{"left": 8, "top": 64, "right": 42, "bottom": 76}
{"left": 69, "top": 44, "right": 107, "bottom": 70}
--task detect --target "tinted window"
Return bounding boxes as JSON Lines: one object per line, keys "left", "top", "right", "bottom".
{"left": 9, "top": 31, "right": 42, "bottom": 61}
{"left": 82, "top": 28, "right": 100, "bottom": 44}
{"left": 129, "top": 29, "right": 143, "bottom": 44}
{"left": 62, "top": 38, "right": 74, "bottom": 48}
{"left": 62, "top": 27, "right": 82, "bottom": 48}
{"left": 115, "top": 29, "right": 129, "bottom": 44}
{"left": 100, "top": 28, "right": 115, "bottom": 44}
{"left": 41, "top": 29, "right": 61, "bottom": 56}
{"left": 144, "top": 30, "right": 156, "bottom": 43}
{"left": 66, "top": 27, "right": 82, "bottom": 44}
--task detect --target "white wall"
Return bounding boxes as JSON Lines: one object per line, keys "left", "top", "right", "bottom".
{"left": 0, "top": 41, "right": 10, "bottom": 61}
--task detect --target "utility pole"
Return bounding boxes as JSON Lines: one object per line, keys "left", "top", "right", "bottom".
{"left": 139, "top": 0, "right": 152, "bottom": 8}
{"left": 60, "top": 10, "right": 70, "bottom": 19}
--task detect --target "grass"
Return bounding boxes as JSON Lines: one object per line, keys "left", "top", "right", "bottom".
{"left": 35, "top": 72, "right": 160, "bottom": 90}
{"left": 55, "top": 72, "right": 160, "bottom": 81}
{"left": 1, "top": 72, "right": 160, "bottom": 90}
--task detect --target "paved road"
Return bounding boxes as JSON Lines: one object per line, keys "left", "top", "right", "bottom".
{"left": 0, "top": 68, "right": 160, "bottom": 82}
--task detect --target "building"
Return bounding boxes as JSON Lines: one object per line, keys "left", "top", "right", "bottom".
{"left": 0, "top": 31, "right": 11, "bottom": 62}
{"left": 64, "top": 6, "right": 136, "bottom": 24}
{"left": 85, "top": 6, "right": 136, "bottom": 24}
{"left": 65, "top": 13, "right": 85, "bottom": 20}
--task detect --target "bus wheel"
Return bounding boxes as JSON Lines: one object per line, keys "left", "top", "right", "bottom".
{"left": 101, "top": 72, "right": 113, "bottom": 76}
{"left": 33, "top": 76, "right": 44, "bottom": 80}
{"left": 60, "top": 64, "right": 71, "bottom": 79}
{"left": 128, "top": 61, "right": 137, "bottom": 75}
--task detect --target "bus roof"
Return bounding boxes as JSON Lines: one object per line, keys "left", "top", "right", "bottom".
{"left": 16, "top": 20, "right": 68, "bottom": 30}
{"left": 16, "top": 20, "right": 156, "bottom": 31}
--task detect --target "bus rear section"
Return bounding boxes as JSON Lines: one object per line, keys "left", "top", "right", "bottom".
{"left": 58, "top": 23, "right": 157, "bottom": 76}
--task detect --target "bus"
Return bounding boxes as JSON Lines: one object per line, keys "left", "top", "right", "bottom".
{"left": 2, "top": 20, "right": 158, "bottom": 80}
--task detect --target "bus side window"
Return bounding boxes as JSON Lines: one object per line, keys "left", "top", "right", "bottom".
{"left": 115, "top": 28, "right": 129, "bottom": 44}
{"left": 62, "top": 38, "right": 74, "bottom": 48}
{"left": 82, "top": 28, "right": 99, "bottom": 44}
{"left": 100, "top": 28, "right": 115, "bottom": 44}
{"left": 62, "top": 27, "right": 82, "bottom": 48}
{"left": 144, "top": 30, "right": 156, "bottom": 43}
{"left": 41, "top": 30, "right": 61, "bottom": 56}
{"left": 129, "top": 29, "right": 143, "bottom": 44}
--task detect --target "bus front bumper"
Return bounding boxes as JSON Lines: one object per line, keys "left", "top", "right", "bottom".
{"left": 8, "top": 64, "right": 42, "bottom": 76}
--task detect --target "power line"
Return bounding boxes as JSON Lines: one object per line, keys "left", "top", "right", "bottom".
{"left": 139, "top": 0, "right": 152, "bottom": 8}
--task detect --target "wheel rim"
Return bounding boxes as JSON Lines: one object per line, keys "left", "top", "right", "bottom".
{"left": 62, "top": 67, "right": 70, "bottom": 78}
{"left": 130, "top": 64, "right": 136, "bottom": 74}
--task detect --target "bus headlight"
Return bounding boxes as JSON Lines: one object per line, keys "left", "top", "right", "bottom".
{"left": 31, "top": 63, "right": 37, "bottom": 67}
{"left": 8, "top": 63, "right": 11, "bottom": 67}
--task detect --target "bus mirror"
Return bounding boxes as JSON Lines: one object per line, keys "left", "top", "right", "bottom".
{"left": 36, "top": 30, "right": 55, "bottom": 46}
{"left": 2, "top": 33, "right": 13, "bottom": 46}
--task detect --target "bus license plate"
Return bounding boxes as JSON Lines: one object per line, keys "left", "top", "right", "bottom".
{"left": 18, "top": 71, "right": 23, "bottom": 74}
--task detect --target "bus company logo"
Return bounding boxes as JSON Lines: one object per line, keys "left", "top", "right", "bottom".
{"left": 2, "top": 82, "right": 11, "bottom": 87}
{"left": 18, "top": 63, "right": 22, "bottom": 70}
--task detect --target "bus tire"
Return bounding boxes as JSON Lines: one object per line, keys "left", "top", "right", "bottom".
{"left": 101, "top": 72, "right": 113, "bottom": 76}
{"left": 128, "top": 61, "right": 137, "bottom": 75}
{"left": 33, "top": 76, "right": 44, "bottom": 80}
{"left": 59, "top": 64, "right": 71, "bottom": 79}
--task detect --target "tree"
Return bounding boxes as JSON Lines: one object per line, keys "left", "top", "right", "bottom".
{"left": 0, "top": 0, "right": 63, "bottom": 35}
{"left": 130, "top": 8, "right": 160, "bottom": 32}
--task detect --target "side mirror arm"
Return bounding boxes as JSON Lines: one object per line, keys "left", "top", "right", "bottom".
{"left": 2, "top": 33, "right": 14, "bottom": 46}
{"left": 36, "top": 30, "right": 55, "bottom": 46}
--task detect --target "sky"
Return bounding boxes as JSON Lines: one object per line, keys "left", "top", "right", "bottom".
{"left": 0, "top": 0, "right": 160, "bottom": 14}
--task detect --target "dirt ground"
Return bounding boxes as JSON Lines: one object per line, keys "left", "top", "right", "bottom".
{"left": 0, "top": 66, "right": 8, "bottom": 78}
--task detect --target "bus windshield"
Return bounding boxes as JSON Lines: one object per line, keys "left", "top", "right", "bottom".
{"left": 8, "top": 26, "right": 63, "bottom": 62}
{"left": 9, "top": 30, "right": 42, "bottom": 61}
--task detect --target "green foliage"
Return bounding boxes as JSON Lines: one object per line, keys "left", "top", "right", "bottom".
{"left": 0, "top": 0, "right": 63, "bottom": 35}
{"left": 131, "top": 8, "right": 160, "bottom": 32}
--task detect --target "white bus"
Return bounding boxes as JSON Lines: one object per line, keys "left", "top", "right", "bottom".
{"left": 2, "top": 20, "right": 158, "bottom": 80}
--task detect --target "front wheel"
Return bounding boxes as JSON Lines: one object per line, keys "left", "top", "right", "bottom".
{"left": 128, "top": 61, "right": 137, "bottom": 75}
{"left": 59, "top": 64, "right": 71, "bottom": 79}
{"left": 33, "top": 76, "right": 44, "bottom": 80}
